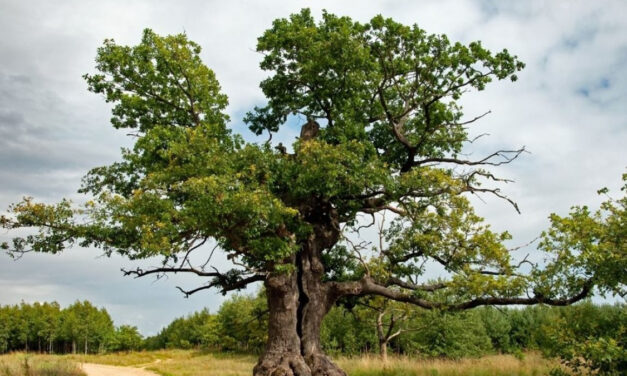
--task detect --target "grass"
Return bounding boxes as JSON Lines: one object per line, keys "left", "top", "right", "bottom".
{"left": 0, "top": 351, "right": 564, "bottom": 376}
{"left": 0, "top": 353, "right": 85, "bottom": 376}
{"left": 337, "top": 353, "right": 559, "bottom": 376}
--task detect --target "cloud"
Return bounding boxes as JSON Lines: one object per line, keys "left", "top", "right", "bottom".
{"left": 0, "top": 0, "right": 625, "bottom": 334}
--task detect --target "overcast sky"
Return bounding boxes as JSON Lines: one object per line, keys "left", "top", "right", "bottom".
{"left": 1, "top": 0, "right": 625, "bottom": 335}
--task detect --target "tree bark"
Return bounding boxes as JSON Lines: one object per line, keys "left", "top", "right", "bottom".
{"left": 376, "top": 312, "right": 388, "bottom": 363}
{"left": 254, "top": 220, "right": 344, "bottom": 376}
{"left": 299, "top": 227, "right": 345, "bottom": 376}
{"left": 379, "top": 341, "right": 388, "bottom": 363}
{"left": 253, "top": 270, "right": 310, "bottom": 376}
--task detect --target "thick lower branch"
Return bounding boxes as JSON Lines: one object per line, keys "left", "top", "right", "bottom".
{"left": 329, "top": 276, "right": 594, "bottom": 310}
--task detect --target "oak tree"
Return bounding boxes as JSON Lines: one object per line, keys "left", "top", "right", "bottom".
{"left": 2, "top": 9, "right": 625, "bottom": 376}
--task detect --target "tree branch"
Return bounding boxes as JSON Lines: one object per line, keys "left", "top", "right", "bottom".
{"left": 330, "top": 276, "right": 594, "bottom": 311}
{"left": 414, "top": 147, "right": 527, "bottom": 167}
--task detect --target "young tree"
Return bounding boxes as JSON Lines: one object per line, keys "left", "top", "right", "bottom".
{"left": 352, "top": 296, "right": 421, "bottom": 362}
{"left": 1, "top": 9, "right": 625, "bottom": 376}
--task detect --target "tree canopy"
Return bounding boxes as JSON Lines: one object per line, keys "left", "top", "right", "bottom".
{"left": 1, "top": 9, "right": 625, "bottom": 376}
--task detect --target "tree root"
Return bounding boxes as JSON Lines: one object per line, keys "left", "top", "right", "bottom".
{"left": 254, "top": 351, "right": 312, "bottom": 376}
{"left": 305, "top": 352, "right": 346, "bottom": 376}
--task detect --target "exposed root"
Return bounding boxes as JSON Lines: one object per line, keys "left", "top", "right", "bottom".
{"left": 254, "top": 351, "right": 311, "bottom": 376}
{"left": 305, "top": 352, "right": 346, "bottom": 376}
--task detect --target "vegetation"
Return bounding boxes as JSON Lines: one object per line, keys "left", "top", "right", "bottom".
{"left": 1, "top": 298, "right": 624, "bottom": 374}
{"left": 12, "top": 350, "right": 558, "bottom": 376}
{"left": 1, "top": 8, "right": 625, "bottom": 376}
{"left": 0, "top": 353, "right": 84, "bottom": 376}
{"left": 0, "top": 301, "right": 139, "bottom": 354}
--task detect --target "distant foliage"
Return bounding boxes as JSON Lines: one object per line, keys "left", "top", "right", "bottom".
{"left": 323, "top": 301, "right": 626, "bottom": 362}
{"left": 2, "top": 297, "right": 624, "bottom": 375}
{"left": 0, "top": 301, "right": 122, "bottom": 354}
{"left": 107, "top": 325, "right": 143, "bottom": 352}
{"left": 151, "top": 294, "right": 620, "bottom": 364}
{"left": 144, "top": 291, "right": 267, "bottom": 353}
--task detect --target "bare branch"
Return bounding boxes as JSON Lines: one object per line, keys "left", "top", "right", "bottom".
{"left": 414, "top": 147, "right": 527, "bottom": 167}
{"left": 122, "top": 266, "right": 220, "bottom": 278}
{"left": 176, "top": 273, "right": 266, "bottom": 298}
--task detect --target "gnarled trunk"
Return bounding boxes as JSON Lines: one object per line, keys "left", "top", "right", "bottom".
{"left": 254, "top": 222, "right": 344, "bottom": 376}
{"left": 254, "top": 270, "right": 310, "bottom": 376}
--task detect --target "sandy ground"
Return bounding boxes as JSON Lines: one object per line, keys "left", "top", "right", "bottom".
{"left": 81, "top": 363, "right": 160, "bottom": 376}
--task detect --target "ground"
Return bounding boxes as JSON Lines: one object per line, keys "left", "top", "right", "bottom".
{"left": 82, "top": 363, "right": 159, "bottom": 376}
{"left": 0, "top": 350, "right": 564, "bottom": 376}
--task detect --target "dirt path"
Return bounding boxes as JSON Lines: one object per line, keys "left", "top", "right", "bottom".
{"left": 81, "top": 363, "right": 160, "bottom": 376}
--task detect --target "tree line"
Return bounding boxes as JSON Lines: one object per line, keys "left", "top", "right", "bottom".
{"left": 145, "top": 293, "right": 624, "bottom": 359}
{"left": 0, "top": 301, "right": 142, "bottom": 354}
{"left": 145, "top": 294, "right": 625, "bottom": 374}
{"left": 2, "top": 296, "right": 624, "bottom": 373}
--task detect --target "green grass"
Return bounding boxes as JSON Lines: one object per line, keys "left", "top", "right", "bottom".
{"left": 0, "top": 353, "right": 85, "bottom": 376}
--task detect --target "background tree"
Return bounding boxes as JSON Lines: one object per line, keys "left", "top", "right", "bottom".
{"left": 1, "top": 9, "right": 625, "bottom": 376}
{"left": 60, "top": 301, "right": 113, "bottom": 354}
{"left": 217, "top": 293, "right": 268, "bottom": 353}
{"left": 352, "top": 296, "right": 422, "bottom": 362}
{"left": 38, "top": 302, "right": 62, "bottom": 354}
{"left": 108, "top": 325, "right": 143, "bottom": 353}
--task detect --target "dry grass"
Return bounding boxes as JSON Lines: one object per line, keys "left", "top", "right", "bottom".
{"left": 145, "top": 351, "right": 256, "bottom": 376}
{"left": 0, "top": 351, "right": 563, "bottom": 376}
{"left": 337, "top": 352, "right": 559, "bottom": 376}
{"left": 0, "top": 353, "right": 85, "bottom": 376}
{"left": 66, "top": 350, "right": 175, "bottom": 367}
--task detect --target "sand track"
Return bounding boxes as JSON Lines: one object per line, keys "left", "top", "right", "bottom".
{"left": 81, "top": 363, "right": 160, "bottom": 376}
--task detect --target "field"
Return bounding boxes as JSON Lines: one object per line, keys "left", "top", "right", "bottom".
{"left": 0, "top": 351, "right": 564, "bottom": 376}
{"left": 0, "top": 353, "right": 85, "bottom": 376}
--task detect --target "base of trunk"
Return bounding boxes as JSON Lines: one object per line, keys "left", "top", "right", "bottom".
{"left": 305, "top": 352, "right": 346, "bottom": 376}
{"left": 253, "top": 351, "right": 346, "bottom": 376}
{"left": 253, "top": 351, "right": 311, "bottom": 376}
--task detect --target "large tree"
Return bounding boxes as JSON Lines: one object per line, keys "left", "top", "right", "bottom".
{"left": 1, "top": 9, "right": 624, "bottom": 376}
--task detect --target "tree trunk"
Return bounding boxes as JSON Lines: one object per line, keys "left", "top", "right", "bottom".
{"left": 379, "top": 341, "right": 388, "bottom": 363}
{"left": 254, "top": 221, "right": 344, "bottom": 376}
{"left": 376, "top": 311, "right": 387, "bottom": 362}
{"left": 253, "top": 271, "right": 310, "bottom": 376}
{"left": 299, "top": 229, "right": 345, "bottom": 376}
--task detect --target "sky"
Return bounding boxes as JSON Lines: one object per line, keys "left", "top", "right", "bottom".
{"left": 0, "top": 0, "right": 625, "bottom": 335}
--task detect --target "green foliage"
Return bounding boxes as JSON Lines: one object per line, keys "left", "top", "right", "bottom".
{"left": 61, "top": 301, "right": 113, "bottom": 354}
{"left": 84, "top": 29, "right": 229, "bottom": 132}
{"left": 321, "top": 305, "right": 376, "bottom": 355}
{"left": 0, "top": 301, "right": 133, "bottom": 355}
{"left": 400, "top": 310, "right": 492, "bottom": 359}
{"left": 537, "top": 174, "right": 627, "bottom": 300}
{"left": 146, "top": 308, "right": 220, "bottom": 350}
{"left": 145, "top": 292, "right": 267, "bottom": 353}
{"left": 107, "top": 325, "right": 143, "bottom": 352}
{"left": 216, "top": 293, "right": 267, "bottom": 353}
{"left": 539, "top": 303, "right": 627, "bottom": 375}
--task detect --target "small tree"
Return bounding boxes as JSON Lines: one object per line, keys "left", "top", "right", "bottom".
{"left": 1, "top": 9, "right": 624, "bottom": 376}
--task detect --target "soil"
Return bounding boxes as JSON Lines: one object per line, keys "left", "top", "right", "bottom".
{"left": 81, "top": 363, "right": 160, "bottom": 376}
